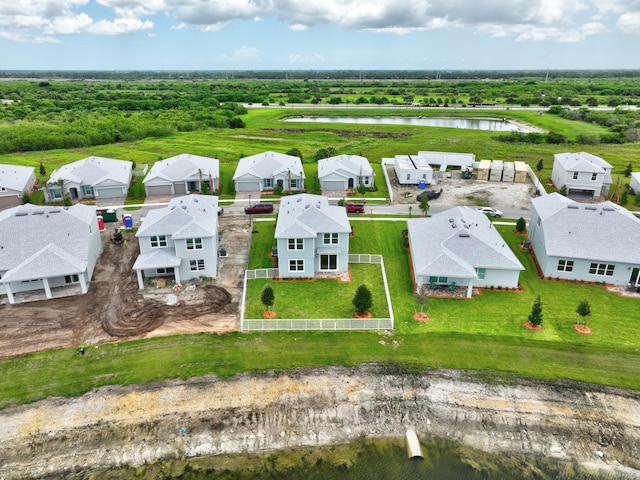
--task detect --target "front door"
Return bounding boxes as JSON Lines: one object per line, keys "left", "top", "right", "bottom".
{"left": 630, "top": 267, "right": 640, "bottom": 286}
{"left": 348, "top": 178, "right": 354, "bottom": 189}
{"left": 320, "top": 254, "right": 337, "bottom": 271}
{"left": 187, "top": 181, "right": 198, "bottom": 192}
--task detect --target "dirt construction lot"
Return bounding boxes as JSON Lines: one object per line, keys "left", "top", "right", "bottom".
{"left": 0, "top": 215, "right": 252, "bottom": 358}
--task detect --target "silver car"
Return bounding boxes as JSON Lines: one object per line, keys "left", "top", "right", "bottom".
{"left": 476, "top": 206, "right": 503, "bottom": 218}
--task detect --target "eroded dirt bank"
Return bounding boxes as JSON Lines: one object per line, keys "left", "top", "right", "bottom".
{"left": 1, "top": 365, "right": 639, "bottom": 479}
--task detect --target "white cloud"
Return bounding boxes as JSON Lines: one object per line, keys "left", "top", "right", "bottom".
{"left": 219, "top": 45, "right": 260, "bottom": 62}
{"left": 288, "top": 53, "right": 324, "bottom": 64}
{"left": 44, "top": 13, "right": 93, "bottom": 35}
{"left": 89, "top": 17, "right": 153, "bottom": 35}
{"left": 617, "top": 12, "right": 640, "bottom": 33}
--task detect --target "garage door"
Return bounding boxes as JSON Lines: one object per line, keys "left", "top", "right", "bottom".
{"left": 236, "top": 181, "right": 260, "bottom": 192}
{"left": 145, "top": 185, "right": 172, "bottom": 196}
{"left": 322, "top": 180, "right": 345, "bottom": 191}
{"left": 96, "top": 186, "right": 125, "bottom": 198}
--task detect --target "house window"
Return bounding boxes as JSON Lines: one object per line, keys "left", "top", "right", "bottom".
{"left": 156, "top": 267, "right": 175, "bottom": 275}
{"left": 150, "top": 235, "right": 167, "bottom": 248}
{"left": 591, "top": 173, "right": 598, "bottom": 181}
{"left": 82, "top": 185, "right": 94, "bottom": 196}
{"left": 264, "top": 178, "right": 273, "bottom": 188}
{"left": 588, "top": 263, "right": 615, "bottom": 276}
{"left": 320, "top": 254, "right": 337, "bottom": 271}
{"left": 422, "top": 174, "right": 427, "bottom": 179}
{"left": 0, "top": 187, "right": 5, "bottom": 192}
{"left": 49, "top": 188, "right": 62, "bottom": 199}
{"left": 476, "top": 268, "right": 486, "bottom": 279}
{"left": 190, "top": 259, "right": 205, "bottom": 271}
{"left": 290, "top": 179, "right": 299, "bottom": 189}
{"left": 65, "top": 274, "right": 79, "bottom": 284}
{"left": 572, "top": 172, "right": 579, "bottom": 180}
{"left": 428, "top": 276, "right": 448, "bottom": 284}
{"left": 288, "top": 238, "right": 303, "bottom": 250}
{"left": 186, "top": 238, "right": 203, "bottom": 250}
{"left": 363, "top": 176, "right": 370, "bottom": 185}
{"left": 289, "top": 259, "right": 304, "bottom": 272}
{"left": 323, "top": 233, "right": 339, "bottom": 245}
{"left": 557, "top": 259, "right": 574, "bottom": 272}
{"left": 407, "top": 174, "right": 411, "bottom": 181}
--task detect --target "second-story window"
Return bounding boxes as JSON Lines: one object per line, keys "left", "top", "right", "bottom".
{"left": 150, "top": 235, "right": 167, "bottom": 247}
{"left": 288, "top": 238, "right": 303, "bottom": 250}
{"left": 591, "top": 173, "right": 598, "bottom": 181}
{"left": 186, "top": 238, "right": 203, "bottom": 250}
{"left": 323, "top": 233, "right": 339, "bottom": 245}
{"left": 572, "top": 171, "right": 579, "bottom": 180}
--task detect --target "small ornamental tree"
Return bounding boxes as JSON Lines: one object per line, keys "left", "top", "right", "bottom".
{"left": 576, "top": 298, "right": 591, "bottom": 326}
{"left": 516, "top": 217, "right": 527, "bottom": 233}
{"left": 419, "top": 197, "right": 430, "bottom": 216}
{"left": 39, "top": 162, "right": 46, "bottom": 176}
{"left": 528, "top": 296, "right": 543, "bottom": 326}
{"left": 536, "top": 159, "right": 544, "bottom": 172}
{"left": 624, "top": 163, "right": 633, "bottom": 177}
{"left": 261, "top": 284, "right": 275, "bottom": 312}
{"left": 21, "top": 191, "right": 32, "bottom": 205}
{"left": 352, "top": 284, "right": 373, "bottom": 315}
{"left": 415, "top": 287, "right": 430, "bottom": 314}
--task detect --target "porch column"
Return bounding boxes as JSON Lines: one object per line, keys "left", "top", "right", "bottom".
{"left": 466, "top": 282, "right": 473, "bottom": 298}
{"left": 136, "top": 270, "right": 145, "bottom": 290}
{"left": 79, "top": 274, "right": 88, "bottom": 294}
{"left": 5, "top": 284, "right": 15, "bottom": 304}
{"left": 174, "top": 269, "right": 182, "bottom": 286}
{"left": 43, "top": 278, "right": 52, "bottom": 299}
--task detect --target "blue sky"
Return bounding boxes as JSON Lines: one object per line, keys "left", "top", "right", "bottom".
{"left": 1, "top": 0, "right": 639, "bottom": 70}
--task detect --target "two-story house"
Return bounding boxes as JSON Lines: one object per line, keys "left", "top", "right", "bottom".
{"left": 551, "top": 152, "right": 612, "bottom": 200}
{"left": 275, "top": 194, "right": 351, "bottom": 279}
{"left": 233, "top": 151, "right": 305, "bottom": 193}
{"left": 45, "top": 156, "right": 133, "bottom": 202}
{"left": 133, "top": 195, "right": 219, "bottom": 289}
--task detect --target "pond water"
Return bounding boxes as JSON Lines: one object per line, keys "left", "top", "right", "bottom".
{"left": 85, "top": 436, "right": 634, "bottom": 480}
{"left": 284, "top": 115, "right": 536, "bottom": 132}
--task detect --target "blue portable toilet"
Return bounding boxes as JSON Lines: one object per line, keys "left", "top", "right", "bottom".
{"left": 123, "top": 214, "right": 133, "bottom": 229}
{"left": 418, "top": 179, "right": 426, "bottom": 189}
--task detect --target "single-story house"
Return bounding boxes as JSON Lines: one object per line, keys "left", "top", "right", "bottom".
{"left": 393, "top": 155, "right": 433, "bottom": 185}
{"left": 233, "top": 151, "right": 305, "bottom": 193}
{"left": 45, "top": 156, "right": 133, "bottom": 202}
{"left": 417, "top": 151, "right": 475, "bottom": 169}
{"left": 318, "top": 154, "right": 374, "bottom": 191}
{"left": 551, "top": 152, "right": 612, "bottom": 200}
{"left": 133, "top": 194, "right": 219, "bottom": 289}
{"left": 407, "top": 207, "right": 524, "bottom": 297}
{"left": 529, "top": 193, "right": 640, "bottom": 286}
{"left": 0, "top": 203, "right": 102, "bottom": 304}
{"left": 0, "top": 164, "right": 36, "bottom": 210}
{"left": 275, "top": 193, "right": 351, "bottom": 279}
{"left": 143, "top": 153, "right": 219, "bottom": 196}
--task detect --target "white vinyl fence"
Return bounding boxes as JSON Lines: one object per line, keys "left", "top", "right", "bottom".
{"left": 241, "top": 254, "right": 393, "bottom": 331}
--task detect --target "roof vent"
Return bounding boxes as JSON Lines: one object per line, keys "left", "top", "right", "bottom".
{"left": 49, "top": 209, "right": 61, "bottom": 213}
{"left": 15, "top": 212, "right": 28, "bottom": 217}
{"left": 32, "top": 210, "right": 44, "bottom": 215}
{"left": 567, "top": 204, "right": 579, "bottom": 209}
{"left": 585, "top": 205, "right": 597, "bottom": 211}
{"left": 458, "top": 232, "right": 470, "bottom": 238}
{"left": 602, "top": 206, "right": 615, "bottom": 211}
{"left": 181, "top": 205, "right": 187, "bottom": 209}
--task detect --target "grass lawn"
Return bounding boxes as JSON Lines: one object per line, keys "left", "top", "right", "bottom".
{"left": 245, "top": 264, "right": 390, "bottom": 319}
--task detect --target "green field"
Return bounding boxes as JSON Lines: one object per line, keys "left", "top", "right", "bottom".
{"left": 1, "top": 96, "right": 640, "bottom": 408}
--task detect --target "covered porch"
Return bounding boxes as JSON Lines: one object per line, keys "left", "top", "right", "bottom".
{"left": 132, "top": 250, "right": 182, "bottom": 289}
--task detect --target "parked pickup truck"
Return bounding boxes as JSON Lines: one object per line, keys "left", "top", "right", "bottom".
{"left": 345, "top": 202, "right": 366, "bottom": 214}
{"left": 244, "top": 203, "right": 274, "bottom": 214}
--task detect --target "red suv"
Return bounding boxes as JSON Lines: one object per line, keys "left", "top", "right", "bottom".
{"left": 244, "top": 203, "right": 274, "bottom": 214}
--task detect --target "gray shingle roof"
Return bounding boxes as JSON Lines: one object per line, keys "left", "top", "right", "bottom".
{"left": 233, "top": 151, "right": 305, "bottom": 180}
{"left": 0, "top": 203, "right": 96, "bottom": 279}
{"left": 554, "top": 152, "right": 612, "bottom": 173}
{"left": 408, "top": 207, "right": 524, "bottom": 278}
{"left": 532, "top": 193, "right": 640, "bottom": 263}
{"left": 133, "top": 250, "right": 182, "bottom": 270}
{"left": 143, "top": 154, "right": 219, "bottom": 184}
{"left": 0, "top": 164, "right": 34, "bottom": 192}
{"left": 275, "top": 194, "right": 351, "bottom": 239}
{"left": 48, "top": 156, "right": 132, "bottom": 186}
{"left": 317, "top": 154, "right": 373, "bottom": 180}
{"left": 136, "top": 194, "right": 218, "bottom": 239}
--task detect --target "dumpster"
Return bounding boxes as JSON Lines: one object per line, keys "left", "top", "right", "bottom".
{"left": 97, "top": 208, "right": 118, "bottom": 223}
